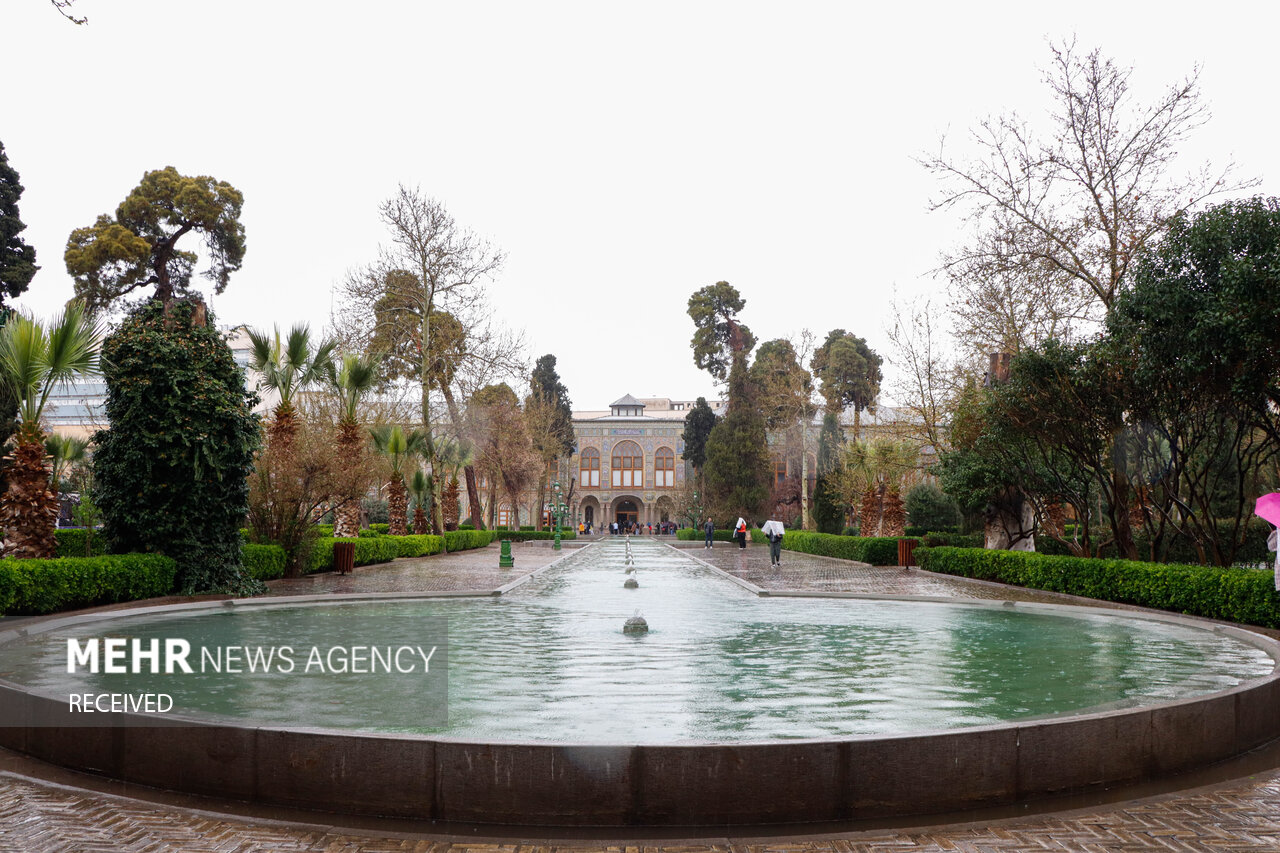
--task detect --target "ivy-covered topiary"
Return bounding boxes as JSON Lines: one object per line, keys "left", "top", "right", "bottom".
{"left": 93, "top": 299, "right": 261, "bottom": 593}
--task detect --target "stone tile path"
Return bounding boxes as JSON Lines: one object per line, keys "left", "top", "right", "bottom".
{"left": 5, "top": 539, "right": 1280, "bottom": 851}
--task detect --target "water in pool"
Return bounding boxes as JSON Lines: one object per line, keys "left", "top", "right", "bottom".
{"left": 1, "top": 539, "right": 1272, "bottom": 742}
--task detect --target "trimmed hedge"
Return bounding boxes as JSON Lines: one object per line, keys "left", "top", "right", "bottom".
{"left": 917, "top": 546, "right": 1280, "bottom": 628}
{"left": 393, "top": 535, "right": 443, "bottom": 557}
{"left": 242, "top": 543, "right": 288, "bottom": 581}
{"left": 445, "top": 529, "right": 495, "bottom": 551}
{"left": 492, "top": 530, "right": 577, "bottom": 542}
{"left": 306, "top": 529, "right": 496, "bottom": 572}
{"left": 676, "top": 528, "right": 741, "bottom": 542}
{"left": 0, "top": 554, "right": 178, "bottom": 616}
{"left": 54, "top": 528, "right": 106, "bottom": 557}
{"left": 368, "top": 523, "right": 390, "bottom": 534}
{"left": 773, "top": 531, "right": 916, "bottom": 566}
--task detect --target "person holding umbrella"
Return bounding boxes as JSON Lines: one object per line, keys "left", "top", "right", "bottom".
{"left": 734, "top": 517, "right": 748, "bottom": 549}
{"left": 1255, "top": 493, "right": 1280, "bottom": 590}
{"left": 762, "top": 518, "right": 785, "bottom": 567}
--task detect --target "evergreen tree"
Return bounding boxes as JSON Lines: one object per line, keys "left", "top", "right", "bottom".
{"left": 702, "top": 356, "right": 771, "bottom": 522}
{"left": 0, "top": 140, "right": 38, "bottom": 306}
{"left": 680, "top": 396, "right": 718, "bottom": 488}
{"left": 93, "top": 300, "right": 261, "bottom": 592}
{"left": 813, "top": 412, "right": 844, "bottom": 533}
{"left": 527, "top": 354, "right": 574, "bottom": 528}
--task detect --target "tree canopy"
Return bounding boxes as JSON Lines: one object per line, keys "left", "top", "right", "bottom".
{"left": 687, "top": 281, "right": 755, "bottom": 382}
{"left": 65, "top": 166, "right": 246, "bottom": 312}
{"left": 924, "top": 41, "right": 1254, "bottom": 356}
{"left": 0, "top": 141, "right": 37, "bottom": 307}
{"left": 680, "top": 396, "right": 718, "bottom": 474}
{"left": 811, "top": 328, "right": 882, "bottom": 423}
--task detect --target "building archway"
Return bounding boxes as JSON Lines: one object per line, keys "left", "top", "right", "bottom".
{"left": 654, "top": 495, "right": 675, "bottom": 525}
{"left": 610, "top": 494, "right": 644, "bottom": 530}
{"left": 578, "top": 496, "right": 600, "bottom": 532}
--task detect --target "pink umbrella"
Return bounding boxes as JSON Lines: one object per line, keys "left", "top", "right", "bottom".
{"left": 1255, "top": 492, "right": 1280, "bottom": 527}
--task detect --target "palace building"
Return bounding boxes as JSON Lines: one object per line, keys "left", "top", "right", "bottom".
{"left": 564, "top": 394, "right": 722, "bottom": 530}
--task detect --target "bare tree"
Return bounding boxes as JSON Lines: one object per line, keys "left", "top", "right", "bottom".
{"left": 333, "top": 187, "right": 507, "bottom": 538}
{"left": 923, "top": 40, "right": 1256, "bottom": 342}
{"left": 884, "top": 293, "right": 961, "bottom": 456}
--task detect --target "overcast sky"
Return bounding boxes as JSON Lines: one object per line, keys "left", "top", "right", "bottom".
{"left": 4, "top": 1, "right": 1278, "bottom": 410}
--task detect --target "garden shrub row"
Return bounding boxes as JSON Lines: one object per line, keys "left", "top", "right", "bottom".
{"left": 771, "top": 530, "right": 916, "bottom": 566}
{"left": 53, "top": 528, "right": 106, "bottom": 557}
{"left": 676, "top": 528, "right": 740, "bottom": 542}
{"left": 916, "top": 546, "right": 1280, "bottom": 628}
{"left": 242, "top": 543, "right": 288, "bottom": 581}
{"left": 490, "top": 530, "right": 576, "bottom": 542}
{"left": 306, "top": 529, "right": 497, "bottom": 573}
{"left": 0, "top": 554, "right": 178, "bottom": 616}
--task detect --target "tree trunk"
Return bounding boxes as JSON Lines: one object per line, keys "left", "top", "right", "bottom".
{"left": 1111, "top": 438, "right": 1137, "bottom": 559}
{"left": 388, "top": 478, "right": 408, "bottom": 536}
{"left": 334, "top": 419, "right": 363, "bottom": 537}
{"left": 443, "top": 476, "right": 460, "bottom": 530}
{"left": 413, "top": 505, "right": 428, "bottom": 535}
{"left": 535, "top": 462, "right": 549, "bottom": 530}
{"left": 1, "top": 436, "right": 59, "bottom": 559}
{"left": 799, "top": 416, "right": 811, "bottom": 530}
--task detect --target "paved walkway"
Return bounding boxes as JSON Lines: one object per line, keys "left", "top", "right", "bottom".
{"left": 4, "top": 539, "right": 1280, "bottom": 851}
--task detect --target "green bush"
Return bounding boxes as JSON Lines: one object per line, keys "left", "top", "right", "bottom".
{"left": 242, "top": 543, "right": 288, "bottom": 581}
{"left": 393, "top": 535, "right": 443, "bottom": 557}
{"left": 54, "top": 528, "right": 106, "bottom": 557}
{"left": 676, "top": 528, "right": 739, "bottom": 542}
{"left": 304, "top": 529, "right": 495, "bottom": 572}
{"left": 444, "top": 529, "right": 494, "bottom": 551}
{"left": 306, "top": 537, "right": 399, "bottom": 573}
{"left": 313, "top": 524, "right": 334, "bottom": 537}
{"left": 369, "top": 523, "right": 390, "bottom": 534}
{"left": 491, "top": 530, "right": 576, "bottom": 542}
{"left": 905, "top": 482, "right": 963, "bottom": 533}
{"left": 774, "top": 530, "right": 914, "bottom": 566}
{"left": 519, "top": 525, "right": 535, "bottom": 531}
{"left": 458, "top": 523, "right": 476, "bottom": 530}
{"left": 0, "top": 554, "right": 178, "bottom": 615}
{"left": 916, "top": 546, "right": 1280, "bottom": 628}
{"left": 356, "top": 528, "right": 381, "bottom": 538}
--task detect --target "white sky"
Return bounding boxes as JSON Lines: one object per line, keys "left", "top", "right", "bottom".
{"left": 4, "top": 1, "right": 1278, "bottom": 410}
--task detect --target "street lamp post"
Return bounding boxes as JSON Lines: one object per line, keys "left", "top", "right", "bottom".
{"left": 553, "top": 481, "right": 563, "bottom": 551}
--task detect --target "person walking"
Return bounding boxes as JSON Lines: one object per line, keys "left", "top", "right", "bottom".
{"left": 734, "top": 517, "right": 748, "bottom": 549}
{"left": 704, "top": 517, "right": 714, "bottom": 549}
{"left": 762, "top": 518, "right": 785, "bottom": 567}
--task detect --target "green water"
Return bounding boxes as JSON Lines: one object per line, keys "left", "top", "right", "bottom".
{"left": 1, "top": 539, "right": 1272, "bottom": 742}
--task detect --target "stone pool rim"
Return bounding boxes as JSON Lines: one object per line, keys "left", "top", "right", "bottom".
{"left": 0, "top": 586, "right": 1278, "bottom": 827}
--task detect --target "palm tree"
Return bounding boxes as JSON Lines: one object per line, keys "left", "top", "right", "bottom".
{"left": 433, "top": 436, "right": 474, "bottom": 533}
{"left": 409, "top": 469, "right": 432, "bottom": 535}
{"left": 45, "top": 434, "right": 89, "bottom": 493}
{"left": 248, "top": 324, "right": 338, "bottom": 447}
{"left": 0, "top": 303, "right": 101, "bottom": 558}
{"left": 331, "top": 352, "right": 380, "bottom": 537}
{"left": 369, "top": 424, "right": 428, "bottom": 536}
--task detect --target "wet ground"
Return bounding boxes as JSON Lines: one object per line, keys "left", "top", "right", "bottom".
{"left": 4, "top": 536, "right": 1280, "bottom": 851}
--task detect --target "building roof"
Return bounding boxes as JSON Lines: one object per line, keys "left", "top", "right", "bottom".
{"left": 609, "top": 393, "right": 644, "bottom": 408}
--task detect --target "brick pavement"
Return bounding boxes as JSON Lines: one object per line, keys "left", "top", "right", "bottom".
{"left": 5, "top": 538, "right": 1280, "bottom": 851}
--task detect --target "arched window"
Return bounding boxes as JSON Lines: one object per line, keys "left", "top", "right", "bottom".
{"left": 655, "top": 447, "right": 675, "bottom": 488}
{"left": 774, "top": 458, "right": 788, "bottom": 488}
{"left": 580, "top": 447, "right": 600, "bottom": 488}
{"left": 611, "top": 441, "right": 643, "bottom": 489}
